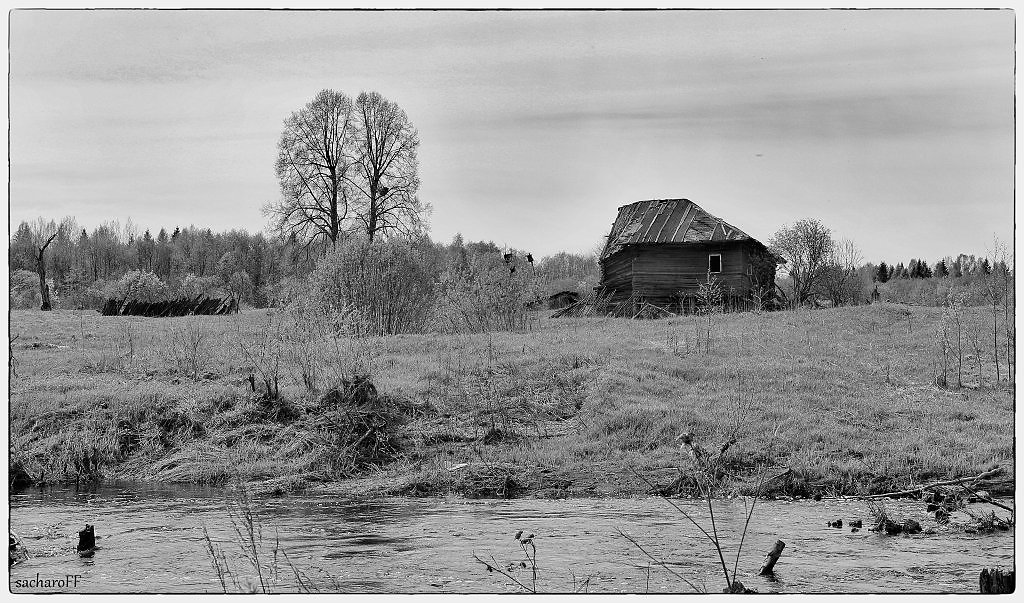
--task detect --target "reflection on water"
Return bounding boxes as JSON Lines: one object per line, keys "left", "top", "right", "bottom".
{"left": 9, "top": 483, "right": 1014, "bottom": 594}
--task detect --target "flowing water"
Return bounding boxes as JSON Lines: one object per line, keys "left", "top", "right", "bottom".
{"left": 8, "top": 483, "right": 1014, "bottom": 594}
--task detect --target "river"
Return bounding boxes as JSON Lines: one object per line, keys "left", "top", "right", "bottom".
{"left": 8, "top": 483, "right": 1014, "bottom": 594}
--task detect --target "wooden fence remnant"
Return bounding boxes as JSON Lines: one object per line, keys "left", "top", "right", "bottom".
{"left": 100, "top": 295, "right": 239, "bottom": 317}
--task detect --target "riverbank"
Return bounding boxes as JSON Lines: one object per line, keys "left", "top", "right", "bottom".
{"left": 8, "top": 304, "right": 1015, "bottom": 499}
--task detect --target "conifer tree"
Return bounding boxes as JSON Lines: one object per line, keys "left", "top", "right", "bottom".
{"left": 876, "top": 261, "right": 889, "bottom": 283}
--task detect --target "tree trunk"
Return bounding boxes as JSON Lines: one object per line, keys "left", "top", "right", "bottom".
{"left": 329, "top": 172, "right": 339, "bottom": 246}
{"left": 367, "top": 188, "right": 378, "bottom": 242}
{"left": 37, "top": 250, "right": 52, "bottom": 311}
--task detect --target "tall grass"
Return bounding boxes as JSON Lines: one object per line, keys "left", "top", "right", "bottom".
{"left": 8, "top": 303, "right": 1014, "bottom": 497}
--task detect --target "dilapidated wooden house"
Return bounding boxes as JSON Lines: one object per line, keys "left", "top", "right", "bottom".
{"left": 598, "top": 199, "right": 780, "bottom": 313}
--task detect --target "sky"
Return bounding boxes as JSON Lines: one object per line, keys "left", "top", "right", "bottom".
{"left": 8, "top": 8, "right": 1015, "bottom": 263}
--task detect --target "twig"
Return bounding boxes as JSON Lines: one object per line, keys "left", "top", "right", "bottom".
{"left": 616, "top": 529, "right": 703, "bottom": 593}
{"left": 629, "top": 468, "right": 720, "bottom": 549}
{"left": 472, "top": 552, "right": 534, "bottom": 593}
{"left": 705, "top": 493, "right": 732, "bottom": 590}
{"left": 732, "top": 462, "right": 770, "bottom": 582}
{"left": 202, "top": 525, "right": 229, "bottom": 593}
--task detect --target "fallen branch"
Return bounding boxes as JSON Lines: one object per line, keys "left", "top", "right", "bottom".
{"left": 856, "top": 467, "right": 1003, "bottom": 500}
{"left": 959, "top": 484, "right": 1015, "bottom": 514}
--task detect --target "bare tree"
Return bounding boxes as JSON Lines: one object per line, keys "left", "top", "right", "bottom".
{"left": 266, "top": 89, "right": 355, "bottom": 250}
{"left": 29, "top": 217, "right": 68, "bottom": 310}
{"left": 820, "top": 238, "right": 865, "bottom": 306}
{"left": 769, "top": 219, "right": 834, "bottom": 306}
{"left": 986, "top": 235, "right": 1013, "bottom": 383}
{"left": 348, "top": 91, "right": 427, "bottom": 242}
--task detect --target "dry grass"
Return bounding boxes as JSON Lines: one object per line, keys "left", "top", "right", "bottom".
{"left": 8, "top": 303, "right": 1014, "bottom": 497}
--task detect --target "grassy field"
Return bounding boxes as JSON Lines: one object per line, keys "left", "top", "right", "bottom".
{"left": 8, "top": 303, "right": 1014, "bottom": 498}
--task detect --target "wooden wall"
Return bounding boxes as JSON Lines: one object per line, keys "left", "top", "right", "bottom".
{"left": 599, "top": 242, "right": 777, "bottom": 309}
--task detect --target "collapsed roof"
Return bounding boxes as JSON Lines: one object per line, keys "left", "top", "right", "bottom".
{"left": 600, "top": 198, "right": 765, "bottom": 261}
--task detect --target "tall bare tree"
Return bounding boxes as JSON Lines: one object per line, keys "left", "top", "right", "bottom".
{"left": 266, "top": 89, "right": 354, "bottom": 250}
{"left": 349, "top": 91, "right": 426, "bottom": 242}
{"left": 820, "top": 238, "right": 865, "bottom": 306}
{"left": 29, "top": 217, "right": 67, "bottom": 310}
{"left": 769, "top": 218, "right": 834, "bottom": 306}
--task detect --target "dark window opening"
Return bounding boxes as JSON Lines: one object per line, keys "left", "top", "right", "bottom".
{"left": 709, "top": 254, "right": 722, "bottom": 273}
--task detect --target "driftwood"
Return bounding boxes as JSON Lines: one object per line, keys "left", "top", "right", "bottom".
{"left": 857, "top": 468, "right": 1004, "bottom": 500}
{"left": 979, "top": 568, "right": 1014, "bottom": 594}
{"left": 758, "top": 540, "right": 785, "bottom": 576}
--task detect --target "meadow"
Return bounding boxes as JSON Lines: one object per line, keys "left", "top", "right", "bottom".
{"left": 8, "top": 303, "right": 1014, "bottom": 499}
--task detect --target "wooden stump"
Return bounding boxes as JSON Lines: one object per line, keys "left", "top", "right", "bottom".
{"left": 980, "top": 568, "right": 1014, "bottom": 593}
{"left": 758, "top": 540, "right": 786, "bottom": 576}
{"left": 77, "top": 525, "right": 96, "bottom": 558}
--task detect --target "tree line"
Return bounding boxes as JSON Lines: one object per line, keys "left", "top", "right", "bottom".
{"left": 8, "top": 215, "right": 599, "bottom": 314}
{"left": 768, "top": 218, "right": 1012, "bottom": 308}
{"left": 874, "top": 255, "right": 1001, "bottom": 283}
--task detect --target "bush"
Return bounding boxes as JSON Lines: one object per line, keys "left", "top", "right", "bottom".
{"left": 309, "top": 238, "right": 436, "bottom": 336}
{"left": 178, "top": 273, "right": 227, "bottom": 299}
{"left": 879, "top": 277, "right": 988, "bottom": 307}
{"left": 434, "top": 251, "right": 541, "bottom": 333}
{"left": 83, "top": 278, "right": 116, "bottom": 309}
{"left": 9, "top": 269, "right": 41, "bottom": 309}
{"left": 107, "top": 270, "right": 170, "bottom": 302}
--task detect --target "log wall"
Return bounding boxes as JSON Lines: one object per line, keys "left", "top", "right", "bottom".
{"left": 599, "top": 242, "right": 778, "bottom": 310}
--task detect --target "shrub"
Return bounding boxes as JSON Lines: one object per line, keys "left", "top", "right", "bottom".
{"left": 880, "top": 277, "right": 988, "bottom": 307}
{"left": 9, "top": 269, "right": 40, "bottom": 309}
{"left": 308, "top": 238, "right": 435, "bottom": 336}
{"left": 434, "top": 252, "right": 541, "bottom": 333}
{"left": 109, "top": 270, "right": 169, "bottom": 302}
{"left": 82, "top": 278, "right": 116, "bottom": 309}
{"left": 178, "top": 273, "right": 227, "bottom": 299}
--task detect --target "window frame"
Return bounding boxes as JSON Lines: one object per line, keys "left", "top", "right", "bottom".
{"left": 708, "top": 253, "right": 722, "bottom": 274}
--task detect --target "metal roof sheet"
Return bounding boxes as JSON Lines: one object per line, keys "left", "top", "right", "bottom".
{"left": 600, "top": 198, "right": 760, "bottom": 261}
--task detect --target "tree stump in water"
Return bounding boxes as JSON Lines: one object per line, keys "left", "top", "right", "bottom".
{"left": 979, "top": 568, "right": 1014, "bottom": 593}
{"left": 758, "top": 540, "right": 786, "bottom": 576}
{"left": 77, "top": 525, "right": 95, "bottom": 558}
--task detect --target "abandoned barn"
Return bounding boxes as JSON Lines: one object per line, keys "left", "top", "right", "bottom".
{"left": 598, "top": 198, "right": 780, "bottom": 313}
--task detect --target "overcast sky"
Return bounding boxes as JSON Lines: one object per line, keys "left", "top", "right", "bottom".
{"left": 9, "top": 9, "right": 1014, "bottom": 263}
